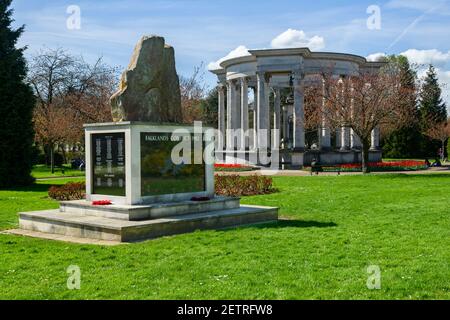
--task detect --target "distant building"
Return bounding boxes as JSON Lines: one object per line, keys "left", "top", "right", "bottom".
{"left": 210, "top": 47, "right": 385, "bottom": 168}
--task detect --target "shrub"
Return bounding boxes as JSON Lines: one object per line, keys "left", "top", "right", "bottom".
{"left": 48, "top": 182, "right": 86, "bottom": 201}
{"left": 215, "top": 175, "right": 277, "bottom": 197}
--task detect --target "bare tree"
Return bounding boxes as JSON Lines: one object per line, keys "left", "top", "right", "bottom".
{"left": 423, "top": 117, "right": 450, "bottom": 161}
{"left": 28, "top": 48, "right": 74, "bottom": 107}
{"left": 179, "top": 63, "right": 208, "bottom": 123}
{"left": 308, "top": 65, "right": 415, "bottom": 173}
{"left": 28, "top": 48, "right": 118, "bottom": 172}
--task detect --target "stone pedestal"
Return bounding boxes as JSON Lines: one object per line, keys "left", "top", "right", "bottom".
{"left": 18, "top": 122, "right": 278, "bottom": 243}
{"left": 84, "top": 122, "right": 215, "bottom": 205}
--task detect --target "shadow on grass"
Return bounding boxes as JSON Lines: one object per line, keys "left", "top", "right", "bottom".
{"left": 2, "top": 183, "right": 60, "bottom": 193}
{"left": 231, "top": 219, "right": 337, "bottom": 231}
{"left": 375, "top": 173, "right": 450, "bottom": 180}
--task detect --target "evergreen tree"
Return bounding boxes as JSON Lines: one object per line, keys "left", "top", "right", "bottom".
{"left": 380, "top": 55, "right": 422, "bottom": 158}
{"left": 419, "top": 65, "right": 447, "bottom": 157}
{"left": 0, "top": 0, "right": 36, "bottom": 187}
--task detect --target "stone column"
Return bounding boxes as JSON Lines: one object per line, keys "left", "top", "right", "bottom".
{"left": 256, "top": 71, "right": 270, "bottom": 151}
{"left": 240, "top": 78, "right": 249, "bottom": 150}
{"left": 320, "top": 126, "right": 331, "bottom": 150}
{"left": 273, "top": 87, "right": 281, "bottom": 150}
{"left": 340, "top": 127, "right": 351, "bottom": 151}
{"left": 370, "top": 127, "right": 380, "bottom": 150}
{"left": 282, "top": 107, "right": 288, "bottom": 148}
{"left": 320, "top": 78, "right": 331, "bottom": 150}
{"left": 292, "top": 71, "right": 305, "bottom": 151}
{"left": 348, "top": 82, "right": 361, "bottom": 150}
{"left": 335, "top": 128, "right": 341, "bottom": 149}
{"left": 235, "top": 82, "right": 242, "bottom": 149}
{"left": 253, "top": 90, "right": 258, "bottom": 150}
{"left": 217, "top": 84, "right": 225, "bottom": 151}
{"left": 319, "top": 79, "right": 331, "bottom": 150}
{"left": 226, "top": 80, "right": 237, "bottom": 150}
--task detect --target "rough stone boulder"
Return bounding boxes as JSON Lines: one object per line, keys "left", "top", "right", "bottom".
{"left": 110, "top": 35, "right": 182, "bottom": 123}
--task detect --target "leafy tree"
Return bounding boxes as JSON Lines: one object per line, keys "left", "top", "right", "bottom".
{"left": 380, "top": 55, "right": 422, "bottom": 158}
{"left": 418, "top": 65, "right": 447, "bottom": 157}
{"left": 0, "top": 0, "right": 36, "bottom": 187}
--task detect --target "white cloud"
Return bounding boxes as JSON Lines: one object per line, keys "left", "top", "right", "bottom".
{"left": 366, "top": 52, "right": 387, "bottom": 62}
{"left": 400, "top": 49, "right": 450, "bottom": 67}
{"left": 270, "top": 29, "right": 325, "bottom": 51}
{"left": 208, "top": 29, "right": 327, "bottom": 70}
{"left": 207, "top": 45, "right": 251, "bottom": 70}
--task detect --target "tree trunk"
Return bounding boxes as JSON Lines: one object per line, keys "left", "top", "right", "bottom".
{"left": 442, "top": 140, "right": 446, "bottom": 161}
{"left": 60, "top": 144, "right": 67, "bottom": 165}
{"left": 44, "top": 144, "right": 50, "bottom": 166}
{"left": 361, "top": 140, "right": 370, "bottom": 174}
{"left": 50, "top": 144, "right": 55, "bottom": 174}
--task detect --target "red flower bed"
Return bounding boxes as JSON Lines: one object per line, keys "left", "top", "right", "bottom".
{"left": 215, "top": 164, "right": 246, "bottom": 168}
{"left": 324, "top": 160, "right": 427, "bottom": 172}
{"left": 214, "top": 163, "right": 254, "bottom": 172}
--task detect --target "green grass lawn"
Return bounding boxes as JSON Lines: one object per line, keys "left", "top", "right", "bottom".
{"left": 32, "top": 165, "right": 85, "bottom": 179}
{"left": 1, "top": 174, "right": 450, "bottom": 299}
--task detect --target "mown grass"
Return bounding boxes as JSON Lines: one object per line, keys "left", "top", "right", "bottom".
{"left": 1, "top": 174, "right": 450, "bottom": 299}
{"left": 32, "top": 165, "right": 85, "bottom": 179}
{"left": 0, "top": 178, "right": 84, "bottom": 230}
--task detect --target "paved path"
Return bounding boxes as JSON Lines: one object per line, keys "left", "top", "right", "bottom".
{"left": 36, "top": 168, "right": 450, "bottom": 179}
{"left": 216, "top": 166, "right": 450, "bottom": 177}
{"left": 35, "top": 175, "right": 84, "bottom": 181}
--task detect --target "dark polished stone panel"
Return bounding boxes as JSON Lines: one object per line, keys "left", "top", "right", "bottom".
{"left": 92, "top": 133, "right": 126, "bottom": 196}
{"left": 140, "top": 132, "right": 205, "bottom": 196}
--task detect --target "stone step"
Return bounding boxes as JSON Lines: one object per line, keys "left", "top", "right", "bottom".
{"left": 19, "top": 205, "right": 278, "bottom": 242}
{"left": 60, "top": 196, "right": 240, "bottom": 221}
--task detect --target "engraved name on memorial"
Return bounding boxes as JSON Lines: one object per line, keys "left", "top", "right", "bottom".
{"left": 92, "top": 133, "right": 126, "bottom": 196}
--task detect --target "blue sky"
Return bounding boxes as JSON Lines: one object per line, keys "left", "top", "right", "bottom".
{"left": 11, "top": 0, "right": 450, "bottom": 105}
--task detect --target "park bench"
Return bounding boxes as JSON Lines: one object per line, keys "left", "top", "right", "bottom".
{"left": 310, "top": 163, "right": 342, "bottom": 175}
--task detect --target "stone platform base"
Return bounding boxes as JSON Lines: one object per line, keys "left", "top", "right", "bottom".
{"left": 18, "top": 199, "right": 278, "bottom": 243}
{"left": 2, "top": 229, "right": 122, "bottom": 246}
{"left": 60, "top": 196, "right": 241, "bottom": 221}
{"left": 217, "top": 149, "right": 383, "bottom": 167}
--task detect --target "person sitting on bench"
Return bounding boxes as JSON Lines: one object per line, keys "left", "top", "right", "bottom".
{"left": 311, "top": 158, "right": 322, "bottom": 175}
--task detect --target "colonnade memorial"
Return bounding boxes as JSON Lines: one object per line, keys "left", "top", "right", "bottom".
{"left": 210, "top": 48, "right": 386, "bottom": 168}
